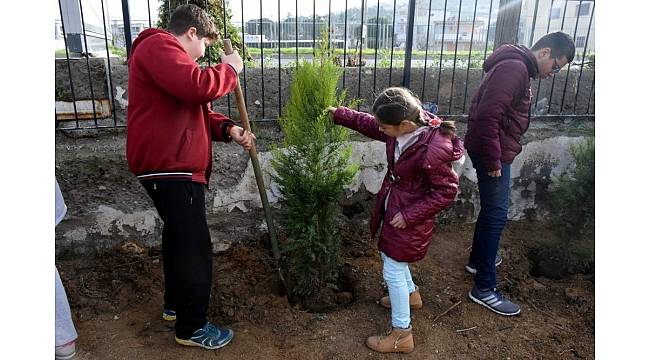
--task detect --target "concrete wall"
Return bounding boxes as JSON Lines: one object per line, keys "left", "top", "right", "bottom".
{"left": 55, "top": 116, "right": 593, "bottom": 256}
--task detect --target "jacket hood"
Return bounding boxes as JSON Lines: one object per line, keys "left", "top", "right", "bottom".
{"left": 129, "top": 28, "right": 176, "bottom": 61}
{"left": 483, "top": 44, "right": 538, "bottom": 78}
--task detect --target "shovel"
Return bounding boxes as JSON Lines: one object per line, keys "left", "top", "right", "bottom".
{"left": 222, "top": 39, "right": 289, "bottom": 297}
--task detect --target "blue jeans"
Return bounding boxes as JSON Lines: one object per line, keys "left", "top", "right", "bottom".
{"left": 381, "top": 252, "right": 416, "bottom": 329}
{"left": 468, "top": 153, "right": 511, "bottom": 289}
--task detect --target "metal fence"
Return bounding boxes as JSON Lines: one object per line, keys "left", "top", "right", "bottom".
{"left": 55, "top": 0, "right": 595, "bottom": 130}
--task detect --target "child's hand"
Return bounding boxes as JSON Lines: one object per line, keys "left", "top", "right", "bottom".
{"left": 487, "top": 169, "right": 501, "bottom": 178}
{"left": 220, "top": 50, "right": 244, "bottom": 74}
{"left": 230, "top": 125, "right": 256, "bottom": 150}
{"left": 389, "top": 212, "right": 407, "bottom": 229}
{"left": 326, "top": 106, "right": 337, "bottom": 119}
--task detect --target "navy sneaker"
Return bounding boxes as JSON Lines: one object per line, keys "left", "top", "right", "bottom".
{"left": 465, "top": 253, "right": 503, "bottom": 274}
{"left": 175, "top": 322, "right": 234, "bottom": 350}
{"left": 468, "top": 286, "right": 521, "bottom": 316}
{"left": 162, "top": 309, "right": 176, "bottom": 321}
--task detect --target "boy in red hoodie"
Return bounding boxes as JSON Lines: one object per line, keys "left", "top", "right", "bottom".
{"left": 126, "top": 4, "right": 254, "bottom": 350}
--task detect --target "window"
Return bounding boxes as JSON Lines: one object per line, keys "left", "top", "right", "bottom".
{"left": 577, "top": 2, "right": 591, "bottom": 16}
{"left": 575, "top": 36, "right": 586, "bottom": 48}
{"left": 550, "top": 7, "right": 561, "bottom": 19}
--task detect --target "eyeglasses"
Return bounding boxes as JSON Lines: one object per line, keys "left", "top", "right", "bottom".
{"left": 552, "top": 58, "right": 562, "bottom": 74}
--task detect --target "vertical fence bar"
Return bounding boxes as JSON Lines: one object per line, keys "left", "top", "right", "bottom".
{"left": 421, "top": 0, "right": 434, "bottom": 101}
{"left": 388, "top": 0, "right": 397, "bottom": 86}
{"left": 547, "top": 0, "right": 569, "bottom": 114}
{"left": 147, "top": 0, "right": 152, "bottom": 28}
{"left": 560, "top": 0, "right": 583, "bottom": 113}
{"left": 121, "top": 0, "right": 133, "bottom": 58}
{"left": 482, "top": 0, "right": 494, "bottom": 66}
{"left": 222, "top": 0, "right": 232, "bottom": 118}
{"left": 260, "top": 0, "right": 266, "bottom": 119}
{"left": 435, "top": 0, "right": 449, "bottom": 106}
{"left": 402, "top": 0, "right": 416, "bottom": 87}
{"left": 372, "top": 0, "right": 380, "bottom": 95}
{"left": 357, "top": 0, "right": 365, "bottom": 109}
{"left": 586, "top": 72, "right": 594, "bottom": 114}
{"left": 205, "top": 0, "right": 212, "bottom": 70}
{"left": 278, "top": 0, "right": 282, "bottom": 118}
{"left": 295, "top": 0, "right": 299, "bottom": 62}
{"left": 100, "top": 0, "right": 118, "bottom": 127}
{"left": 329, "top": 0, "right": 332, "bottom": 46}
{"left": 448, "top": 0, "right": 463, "bottom": 114}
{"left": 240, "top": 0, "right": 248, "bottom": 105}
{"left": 573, "top": 4, "right": 594, "bottom": 114}
{"left": 343, "top": 0, "right": 348, "bottom": 86}
{"left": 78, "top": 0, "right": 99, "bottom": 126}
{"left": 534, "top": 0, "right": 554, "bottom": 108}
{"left": 527, "top": 0, "right": 540, "bottom": 47}
{"left": 462, "top": 0, "right": 479, "bottom": 113}
{"left": 313, "top": 0, "right": 316, "bottom": 56}
{"left": 57, "top": 0, "right": 80, "bottom": 128}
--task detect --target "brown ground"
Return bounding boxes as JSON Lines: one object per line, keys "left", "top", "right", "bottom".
{"left": 57, "top": 220, "right": 594, "bottom": 360}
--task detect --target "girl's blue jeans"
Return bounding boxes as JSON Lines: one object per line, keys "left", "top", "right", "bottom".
{"left": 381, "top": 252, "right": 416, "bottom": 329}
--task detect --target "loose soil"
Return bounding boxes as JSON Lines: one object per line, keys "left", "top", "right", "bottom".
{"left": 57, "top": 220, "right": 594, "bottom": 360}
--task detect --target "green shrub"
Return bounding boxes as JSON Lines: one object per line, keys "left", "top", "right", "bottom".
{"left": 271, "top": 31, "right": 359, "bottom": 298}
{"left": 529, "top": 138, "right": 594, "bottom": 278}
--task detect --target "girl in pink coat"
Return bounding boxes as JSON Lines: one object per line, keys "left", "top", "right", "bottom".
{"left": 328, "top": 87, "right": 464, "bottom": 353}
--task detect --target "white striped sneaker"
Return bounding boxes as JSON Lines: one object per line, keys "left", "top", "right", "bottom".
{"left": 468, "top": 286, "right": 521, "bottom": 316}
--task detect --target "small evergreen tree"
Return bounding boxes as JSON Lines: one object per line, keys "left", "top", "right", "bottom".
{"left": 272, "top": 31, "right": 359, "bottom": 298}
{"left": 530, "top": 137, "right": 595, "bottom": 278}
{"left": 157, "top": 0, "right": 245, "bottom": 64}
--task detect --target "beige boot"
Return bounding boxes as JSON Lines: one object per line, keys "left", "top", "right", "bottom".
{"left": 380, "top": 287, "right": 423, "bottom": 309}
{"left": 366, "top": 326, "right": 414, "bottom": 354}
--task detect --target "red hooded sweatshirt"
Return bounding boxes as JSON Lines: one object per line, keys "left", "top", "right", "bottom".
{"left": 126, "top": 28, "right": 238, "bottom": 184}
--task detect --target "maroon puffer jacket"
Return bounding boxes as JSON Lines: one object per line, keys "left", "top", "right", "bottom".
{"left": 464, "top": 44, "right": 538, "bottom": 172}
{"left": 333, "top": 107, "right": 464, "bottom": 263}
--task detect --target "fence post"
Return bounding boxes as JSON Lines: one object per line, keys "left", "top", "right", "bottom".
{"left": 121, "top": 0, "right": 133, "bottom": 58}
{"left": 494, "top": 0, "right": 522, "bottom": 47}
{"left": 402, "top": 0, "right": 416, "bottom": 87}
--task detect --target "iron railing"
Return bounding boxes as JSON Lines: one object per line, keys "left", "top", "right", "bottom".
{"left": 55, "top": 0, "right": 595, "bottom": 130}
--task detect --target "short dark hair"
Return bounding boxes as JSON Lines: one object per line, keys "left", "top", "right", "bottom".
{"left": 531, "top": 31, "right": 576, "bottom": 63}
{"left": 168, "top": 4, "right": 219, "bottom": 40}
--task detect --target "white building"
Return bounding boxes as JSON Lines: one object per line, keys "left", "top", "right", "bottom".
{"left": 519, "top": 0, "right": 595, "bottom": 57}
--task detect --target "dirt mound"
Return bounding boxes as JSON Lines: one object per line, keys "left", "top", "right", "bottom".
{"left": 57, "top": 220, "right": 594, "bottom": 359}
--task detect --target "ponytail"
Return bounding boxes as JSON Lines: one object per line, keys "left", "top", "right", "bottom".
{"left": 439, "top": 120, "right": 456, "bottom": 137}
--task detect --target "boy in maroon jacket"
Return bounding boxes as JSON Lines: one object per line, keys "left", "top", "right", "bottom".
{"left": 464, "top": 32, "right": 575, "bottom": 316}
{"left": 126, "top": 4, "right": 254, "bottom": 349}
